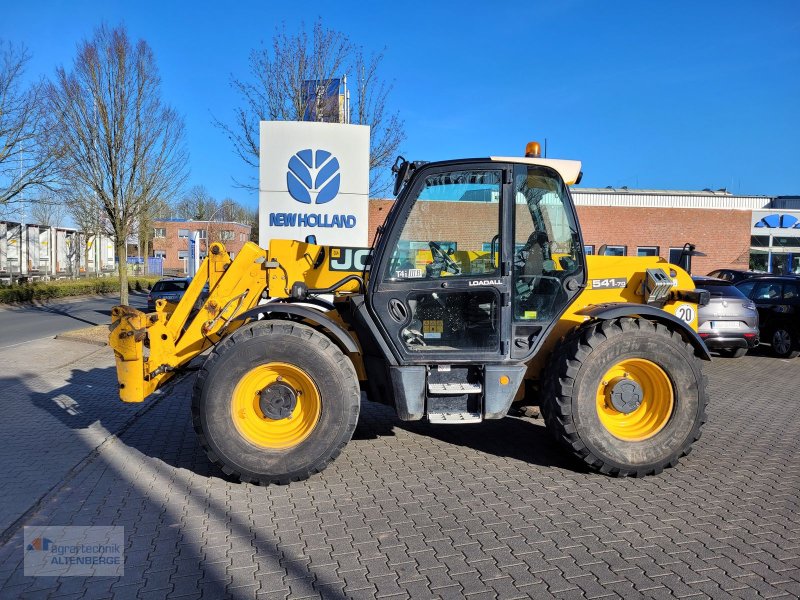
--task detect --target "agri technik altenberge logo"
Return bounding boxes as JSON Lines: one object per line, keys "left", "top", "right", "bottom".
{"left": 24, "top": 526, "right": 124, "bottom": 576}
{"left": 270, "top": 148, "right": 356, "bottom": 230}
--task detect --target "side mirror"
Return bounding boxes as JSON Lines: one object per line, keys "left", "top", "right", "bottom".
{"left": 304, "top": 235, "right": 317, "bottom": 245}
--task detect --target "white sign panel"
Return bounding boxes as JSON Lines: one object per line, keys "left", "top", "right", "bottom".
{"left": 259, "top": 121, "right": 370, "bottom": 248}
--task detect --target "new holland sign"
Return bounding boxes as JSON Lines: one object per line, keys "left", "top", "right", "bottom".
{"left": 259, "top": 121, "right": 370, "bottom": 248}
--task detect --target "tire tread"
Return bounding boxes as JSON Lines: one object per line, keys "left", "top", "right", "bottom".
{"left": 191, "top": 320, "right": 360, "bottom": 485}
{"left": 541, "top": 317, "right": 708, "bottom": 477}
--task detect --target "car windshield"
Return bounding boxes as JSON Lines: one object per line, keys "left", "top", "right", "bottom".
{"left": 152, "top": 280, "right": 188, "bottom": 293}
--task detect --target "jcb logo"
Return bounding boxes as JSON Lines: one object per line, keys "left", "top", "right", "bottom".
{"left": 329, "top": 247, "right": 371, "bottom": 272}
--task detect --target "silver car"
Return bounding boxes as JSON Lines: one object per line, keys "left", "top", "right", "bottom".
{"left": 693, "top": 276, "right": 759, "bottom": 357}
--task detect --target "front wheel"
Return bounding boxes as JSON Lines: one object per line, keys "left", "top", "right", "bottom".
{"left": 542, "top": 318, "right": 707, "bottom": 477}
{"left": 192, "top": 320, "right": 360, "bottom": 485}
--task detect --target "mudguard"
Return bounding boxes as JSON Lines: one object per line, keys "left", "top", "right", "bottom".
{"left": 575, "top": 303, "right": 712, "bottom": 361}
{"left": 234, "top": 303, "right": 359, "bottom": 353}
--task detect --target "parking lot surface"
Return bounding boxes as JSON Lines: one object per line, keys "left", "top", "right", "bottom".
{"left": 0, "top": 351, "right": 798, "bottom": 599}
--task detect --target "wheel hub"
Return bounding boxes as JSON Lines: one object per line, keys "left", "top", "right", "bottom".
{"left": 608, "top": 377, "right": 644, "bottom": 414}
{"left": 259, "top": 381, "right": 297, "bottom": 420}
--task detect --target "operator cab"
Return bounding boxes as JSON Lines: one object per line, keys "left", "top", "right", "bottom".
{"left": 357, "top": 147, "right": 587, "bottom": 423}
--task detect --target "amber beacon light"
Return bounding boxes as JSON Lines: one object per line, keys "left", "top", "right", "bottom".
{"left": 525, "top": 141, "right": 541, "bottom": 158}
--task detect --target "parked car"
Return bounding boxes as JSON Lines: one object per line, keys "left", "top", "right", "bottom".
{"left": 706, "top": 268, "right": 765, "bottom": 283}
{"left": 735, "top": 276, "right": 800, "bottom": 358}
{"left": 147, "top": 277, "right": 209, "bottom": 311}
{"left": 692, "top": 276, "right": 759, "bottom": 357}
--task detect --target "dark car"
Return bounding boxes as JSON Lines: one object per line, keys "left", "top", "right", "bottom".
{"left": 693, "top": 276, "right": 759, "bottom": 357}
{"left": 735, "top": 276, "right": 800, "bottom": 358}
{"left": 706, "top": 268, "right": 766, "bottom": 284}
{"left": 147, "top": 278, "right": 191, "bottom": 311}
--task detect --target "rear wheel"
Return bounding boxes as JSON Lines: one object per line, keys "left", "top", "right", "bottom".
{"left": 192, "top": 320, "right": 360, "bottom": 484}
{"left": 770, "top": 327, "right": 799, "bottom": 359}
{"left": 542, "top": 318, "right": 707, "bottom": 476}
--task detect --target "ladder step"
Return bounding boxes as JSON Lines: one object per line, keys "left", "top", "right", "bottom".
{"left": 428, "top": 412, "right": 482, "bottom": 424}
{"left": 428, "top": 382, "right": 482, "bottom": 395}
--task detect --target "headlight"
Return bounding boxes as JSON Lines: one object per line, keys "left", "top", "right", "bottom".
{"left": 743, "top": 302, "right": 756, "bottom": 311}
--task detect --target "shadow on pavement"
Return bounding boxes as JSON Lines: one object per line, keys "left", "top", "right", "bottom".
{"left": 22, "top": 364, "right": 587, "bottom": 486}
{"left": 395, "top": 411, "right": 588, "bottom": 473}
{"left": 25, "top": 303, "right": 102, "bottom": 327}
{"left": 4, "top": 366, "right": 342, "bottom": 599}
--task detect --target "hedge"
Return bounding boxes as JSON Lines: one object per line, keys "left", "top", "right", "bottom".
{"left": 0, "top": 276, "right": 162, "bottom": 304}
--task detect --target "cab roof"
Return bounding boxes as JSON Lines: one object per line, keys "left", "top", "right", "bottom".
{"left": 489, "top": 156, "right": 582, "bottom": 185}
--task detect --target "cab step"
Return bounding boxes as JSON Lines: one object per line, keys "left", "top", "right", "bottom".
{"left": 427, "top": 382, "right": 482, "bottom": 395}
{"left": 428, "top": 412, "right": 482, "bottom": 424}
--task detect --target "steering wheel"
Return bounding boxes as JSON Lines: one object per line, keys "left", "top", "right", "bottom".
{"left": 429, "top": 241, "right": 461, "bottom": 275}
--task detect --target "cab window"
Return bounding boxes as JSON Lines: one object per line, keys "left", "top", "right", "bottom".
{"left": 385, "top": 170, "right": 501, "bottom": 281}
{"left": 512, "top": 165, "right": 582, "bottom": 322}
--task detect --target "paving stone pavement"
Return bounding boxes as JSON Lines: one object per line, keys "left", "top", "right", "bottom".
{"left": 0, "top": 339, "right": 151, "bottom": 534}
{"left": 0, "top": 351, "right": 798, "bottom": 599}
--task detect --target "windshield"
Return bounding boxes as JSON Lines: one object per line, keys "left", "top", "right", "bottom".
{"left": 152, "top": 280, "right": 188, "bottom": 293}
{"left": 694, "top": 280, "right": 747, "bottom": 299}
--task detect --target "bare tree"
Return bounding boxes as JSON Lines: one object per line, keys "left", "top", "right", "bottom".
{"left": 29, "top": 191, "right": 66, "bottom": 227}
{"left": 66, "top": 192, "right": 106, "bottom": 277}
{"left": 215, "top": 20, "right": 405, "bottom": 196}
{"left": 0, "top": 41, "right": 58, "bottom": 206}
{"left": 174, "top": 185, "right": 218, "bottom": 220}
{"left": 47, "top": 24, "right": 188, "bottom": 303}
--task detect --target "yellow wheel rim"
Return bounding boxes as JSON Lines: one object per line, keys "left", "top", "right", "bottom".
{"left": 595, "top": 358, "right": 674, "bottom": 442}
{"left": 231, "top": 362, "right": 321, "bottom": 449}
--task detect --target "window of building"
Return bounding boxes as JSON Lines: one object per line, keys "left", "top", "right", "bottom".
{"left": 668, "top": 247, "right": 690, "bottom": 270}
{"left": 153, "top": 227, "right": 166, "bottom": 238}
{"left": 220, "top": 230, "right": 235, "bottom": 241}
{"left": 178, "top": 228, "right": 189, "bottom": 238}
{"left": 240, "top": 233, "right": 246, "bottom": 242}
{"left": 153, "top": 250, "right": 166, "bottom": 259}
{"left": 178, "top": 250, "right": 189, "bottom": 260}
{"left": 198, "top": 229, "right": 207, "bottom": 239}
{"left": 603, "top": 245, "right": 626, "bottom": 256}
{"left": 637, "top": 246, "right": 659, "bottom": 257}
{"left": 584, "top": 245, "right": 594, "bottom": 255}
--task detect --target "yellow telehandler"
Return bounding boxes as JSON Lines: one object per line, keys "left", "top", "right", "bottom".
{"left": 110, "top": 146, "right": 710, "bottom": 484}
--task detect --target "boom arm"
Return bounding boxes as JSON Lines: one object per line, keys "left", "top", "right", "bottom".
{"left": 109, "top": 240, "right": 364, "bottom": 403}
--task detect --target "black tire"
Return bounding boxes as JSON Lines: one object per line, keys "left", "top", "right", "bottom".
{"left": 192, "top": 320, "right": 360, "bottom": 485}
{"left": 769, "top": 327, "right": 800, "bottom": 359}
{"left": 541, "top": 318, "right": 707, "bottom": 477}
{"left": 719, "top": 347, "right": 747, "bottom": 358}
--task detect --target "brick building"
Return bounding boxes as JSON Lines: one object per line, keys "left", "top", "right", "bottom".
{"left": 151, "top": 219, "right": 252, "bottom": 274}
{"left": 368, "top": 189, "right": 800, "bottom": 275}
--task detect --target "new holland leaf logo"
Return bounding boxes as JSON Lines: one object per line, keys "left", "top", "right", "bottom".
{"left": 287, "top": 149, "right": 341, "bottom": 204}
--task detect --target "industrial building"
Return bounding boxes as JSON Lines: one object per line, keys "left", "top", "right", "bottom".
{"left": 0, "top": 221, "right": 116, "bottom": 283}
{"left": 368, "top": 189, "right": 800, "bottom": 276}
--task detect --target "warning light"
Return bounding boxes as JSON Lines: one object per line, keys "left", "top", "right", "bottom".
{"left": 525, "top": 141, "right": 541, "bottom": 158}
{"left": 499, "top": 375, "right": 510, "bottom": 385}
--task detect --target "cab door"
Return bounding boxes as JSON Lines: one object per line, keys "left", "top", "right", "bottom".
{"left": 367, "top": 163, "right": 513, "bottom": 363}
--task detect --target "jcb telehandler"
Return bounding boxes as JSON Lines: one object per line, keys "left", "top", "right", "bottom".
{"left": 110, "top": 145, "right": 710, "bottom": 484}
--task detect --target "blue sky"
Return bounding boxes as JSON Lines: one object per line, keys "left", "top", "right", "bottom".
{"left": 2, "top": 0, "right": 799, "bottom": 209}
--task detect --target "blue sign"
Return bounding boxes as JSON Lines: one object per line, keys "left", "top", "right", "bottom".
{"left": 287, "top": 149, "right": 341, "bottom": 205}
{"left": 754, "top": 214, "right": 800, "bottom": 229}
